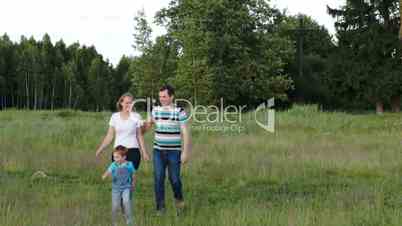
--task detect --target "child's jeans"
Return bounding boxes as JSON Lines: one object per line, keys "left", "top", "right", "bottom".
{"left": 112, "top": 188, "right": 133, "bottom": 226}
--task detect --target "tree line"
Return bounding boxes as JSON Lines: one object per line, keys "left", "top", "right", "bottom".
{"left": 0, "top": 34, "right": 131, "bottom": 111}
{"left": 0, "top": 0, "right": 401, "bottom": 113}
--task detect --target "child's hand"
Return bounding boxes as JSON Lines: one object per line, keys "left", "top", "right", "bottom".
{"left": 131, "top": 183, "right": 136, "bottom": 191}
{"left": 102, "top": 171, "right": 110, "bottom": 180}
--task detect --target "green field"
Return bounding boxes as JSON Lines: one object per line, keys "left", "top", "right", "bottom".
{"left": 1, "top": 105, "right": 401, "bottom": 226}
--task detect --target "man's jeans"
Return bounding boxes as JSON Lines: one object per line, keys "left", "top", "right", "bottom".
{"left": 112, "top": 188, "right": 133, "bottom": 226}
{"left": 153, "top": 149, "right": 183, "bottom": 210}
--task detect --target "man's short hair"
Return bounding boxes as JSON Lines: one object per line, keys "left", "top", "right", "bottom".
{"left": 159, "top": 85, "right": 175, "bottom": 97}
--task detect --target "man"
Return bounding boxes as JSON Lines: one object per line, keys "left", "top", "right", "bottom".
{"left": 144, "top": 85, "right": 191, "bottom": 216}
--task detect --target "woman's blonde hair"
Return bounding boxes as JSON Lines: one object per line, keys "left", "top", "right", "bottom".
{"left": 116, "top": 92, "right": 134, "bottom": 111}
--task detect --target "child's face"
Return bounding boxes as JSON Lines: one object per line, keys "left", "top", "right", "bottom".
{"left": 113, "top": 153, "right": 125, "bottom": 163}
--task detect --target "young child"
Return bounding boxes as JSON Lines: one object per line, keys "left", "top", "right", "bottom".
{"left": 102, "top": 145, "right": 136, "bottom": 226}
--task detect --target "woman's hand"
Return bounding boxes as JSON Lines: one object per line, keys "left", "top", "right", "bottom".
{"left": 136, "top": 127, "right": 150, "bottom": 161}
{"left": 95, "top": 148, "right": 103, "bottom": 157}
{"left": 142, "top": 150, "right": 150, "bottom": 161}
{"left": 96, "top": 127, "right": 114, "bottom": 158}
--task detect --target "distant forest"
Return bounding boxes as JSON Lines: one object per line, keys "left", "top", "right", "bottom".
{"left": 0, "top": 0, "right": 401, "bottom": 113}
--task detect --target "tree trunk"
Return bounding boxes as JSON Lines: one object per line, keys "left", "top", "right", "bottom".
{"left": 51, "top": 83, "right": 55, "bottom": 111}
{"left": 34, "top": 78, "right": 37, "bottom": 111}
{"left": 400, "top": 0, "right": 402, "bottom": 41}
{"left": 25, "top": 72, "right": 29, "bottom": 109}
{"left": 69, "top": 80, "right": 72, "bottom": 109}
{"left": 376, "top": 101, "right": 384, "bottom": 114}
{"left": 391, "top": 95, "right": 400, "bottom": 112}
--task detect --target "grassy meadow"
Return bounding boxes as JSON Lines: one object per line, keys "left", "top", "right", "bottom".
{"left": 0, "top": 105, "right": 401, "bottom": 226}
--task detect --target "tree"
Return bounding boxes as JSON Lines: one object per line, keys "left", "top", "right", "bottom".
{"left": 278, "top": 14, "right": 335, "bottom": 105}
{"left": 40, "top": 34, "right": 55, "bottom": 109}
{"left": 53, "top": 40, "right": 67, "bottom": 109}
{"left": 0, "top": 33, "right": 119, "bottom": 111}
{"left": 327, "top": 0, "right": 401, "bottom": 113}
{"left": 400, "top": 0, "right": 402, "bottom": 42}
{"left": 156, "top": 0, "right": 294, "bottom": 107}
{"left": 112, "top": 55, "right": 132, "bottom": 108}
{"left": 88, "top": 56, "right": 111, "bottom": 111}
{"left": 0, "top": 34, "right": 15, "bottom": 109}
{"left": 130, "top": 10, "right": 179, "bottom": 100}
{"left": 133, "top": 8, "right": 153, "bottom": 53}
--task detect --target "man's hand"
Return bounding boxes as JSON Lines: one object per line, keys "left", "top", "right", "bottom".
{"left": 181, "top": 151, "right": 189, "bottom": 164}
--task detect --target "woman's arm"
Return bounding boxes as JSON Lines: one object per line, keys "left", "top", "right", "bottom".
{"left": 131, "top": 174, "right": 136, "bottom": 191}
{"left": 96, "top": 127, "right": 115, "bottom": 157}
{"left": 136, "top": 127, "right": 150, "bottom": 161}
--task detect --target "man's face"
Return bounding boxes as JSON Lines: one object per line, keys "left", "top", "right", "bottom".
{"left": 159, "top": 90, "right": 173, "bottom": 106}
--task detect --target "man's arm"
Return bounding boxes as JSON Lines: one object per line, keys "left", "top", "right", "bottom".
{"left": 180, "top": 123, "right": 192, "bottom": 164}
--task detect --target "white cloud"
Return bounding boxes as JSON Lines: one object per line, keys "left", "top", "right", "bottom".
{"left": 270, "top": 0, "right": 344, "bottom": 34}
{"left": 0, "top": 0, "right": 170, "bottom": 65}
{"left": 0, "top": 0, "right": 345, "bottom": 66}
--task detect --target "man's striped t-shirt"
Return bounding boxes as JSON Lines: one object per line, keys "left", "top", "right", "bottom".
{"left": 152, "top": 105, "right": 188, "bottom": 151}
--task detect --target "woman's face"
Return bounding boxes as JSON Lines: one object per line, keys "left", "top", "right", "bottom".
{"left": 121, "top": 96, "right": 133, "bottom": 112}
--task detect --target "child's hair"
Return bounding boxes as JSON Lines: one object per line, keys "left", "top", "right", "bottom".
{"left": 113, "top": 145, "right": 128, "bottom": 157}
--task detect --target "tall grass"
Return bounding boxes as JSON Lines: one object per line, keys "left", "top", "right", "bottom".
{"left": 1, "top": 105, "right": 401, "bottom": 226}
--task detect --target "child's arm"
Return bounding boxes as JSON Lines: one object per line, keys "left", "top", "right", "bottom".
{"left": 102, "top": 171, "right": 111, "bottom": 180}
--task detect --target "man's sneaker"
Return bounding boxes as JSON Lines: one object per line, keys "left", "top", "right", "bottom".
{"left": 175, "top": 200, "right": 185, "bottom": 216}
{"left": 155, "top": 208, "right": 166, "bottom": 217}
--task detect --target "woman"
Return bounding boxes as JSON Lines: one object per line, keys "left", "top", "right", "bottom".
{"left": 95, "top": 92, "right": 150, "bottom": 170}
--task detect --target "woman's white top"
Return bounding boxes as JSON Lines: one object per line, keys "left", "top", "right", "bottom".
{"left": 109, "top": 112, "right": 143, "bottom": 148}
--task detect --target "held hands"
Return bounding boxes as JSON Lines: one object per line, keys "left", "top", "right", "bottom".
{"left": 142, "top": 149, "right": 150, "bottom": 161}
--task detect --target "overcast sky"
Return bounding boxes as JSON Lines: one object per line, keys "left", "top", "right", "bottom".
{"left": 0, "top": 0, "right": 344, "bottom": 66}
